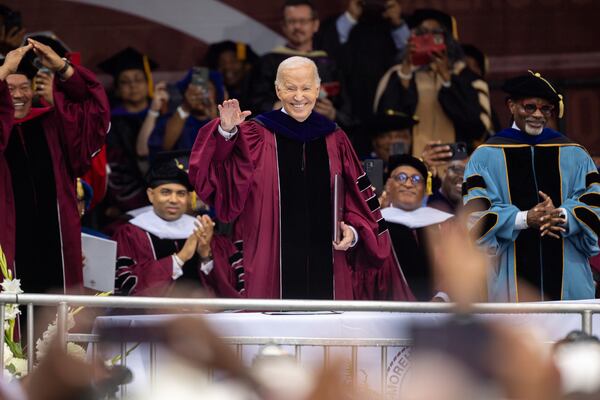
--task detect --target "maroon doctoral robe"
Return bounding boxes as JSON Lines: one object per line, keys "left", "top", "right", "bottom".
{"left": 0, "top": 66, "right": 110, "bottom": 292}
{"left": 189, "top": 113, "right": 414, "bottom": 300}
{"left": 113, "top": 222, "right": 241, "bottom": 297}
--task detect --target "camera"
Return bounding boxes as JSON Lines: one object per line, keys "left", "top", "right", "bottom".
{"left": 410, "top": 33, "right": 446, "bottom": 66}
{"left": 362, "top": 158, "right": 384, "bottom": 195}
{"left": 190, "top": 66, "right": 211, "bottom": 106}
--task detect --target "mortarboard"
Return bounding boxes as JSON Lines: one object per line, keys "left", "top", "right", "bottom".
{"left": 146, "top": 152, "right": 193, "bottom": 191}
{"left": 98, "top": 47, "right": 158, "bottom": 96}
{"left": 204, "top": 40, "right": 259, "bottom": 70}
{"left": 387, "top": 154, "right": 432, "bottom": 195}
{"left": 407, "top": 8, "right": 459, "bottom": 40}
{"left": 461, "top": 44, "right": 488, "bottom": 77}
{"left": 20, "top": 32, "right": 71, "bottom": 78}
{"left": 502, "top": 70, "right": 564, "bottom": 118}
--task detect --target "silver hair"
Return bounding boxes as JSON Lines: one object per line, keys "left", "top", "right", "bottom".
{"left": 274, "top": 56, "right": 321, "bottom": 88}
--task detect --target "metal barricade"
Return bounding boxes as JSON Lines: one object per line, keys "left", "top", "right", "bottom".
{"left": 0, "top": 293, "right": 598, "bottom": 394}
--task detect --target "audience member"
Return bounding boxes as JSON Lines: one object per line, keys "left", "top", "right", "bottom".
{"left": 464, "top": 71, "right": 599, "bottom": 301}
{"left": 373, "top": 8, "right": 489, "bottom": 156}
{"left": 204, "top": 40, "right": 258, "bottom": 111}
{"left": 380, "top": 154, "right": 452, "bottom": 300}
{"left": 427, "top": 154, "right": 468, "bottom": 214}
{"left": 362, "top": 109, "right": 417, "bottom": 163}
{"left": 249, "top": 0, "right": 353, "bottom": 129}
{"left": 98, "top": 47, "right": 161, "bottom": 216}
{"left": 113, "top": 157, "right": 237, "bottom": 296}
{"left": 0, "top": 40, "right": 110, "bottom": 294}
{"left": 314, "top": 0, "right": 408, "bottom": 65}
{"left": 147, "top": 68, "right": 224, "bottom": 156}
{"left": 319, "top": 0, "right": 408, "bottom": 154}
{"left": 189, "top": 56, "right": 412, "bottom": 300}
{"left": 462, "top": 43, "right": 501, "bottom": 135}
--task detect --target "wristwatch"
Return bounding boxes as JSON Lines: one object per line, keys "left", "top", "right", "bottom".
{"left": 57, "top": 57, "right": 71, "bottom": 77}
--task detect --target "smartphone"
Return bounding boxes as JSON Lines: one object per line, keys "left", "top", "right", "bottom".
{"left": 390, "top": 142, "right": 408, "bottom": 156}
{"left": 191, "top": 66, "right": 210, "bottom": 106}
{"left": 410, "top": 33, "right": 447, "bottom": 66}
{"left": 432, "top": 141, "right": 467, "bottom": 161}
{"left": 320, "top": 81, "right": 340, "bottom": 98}
{"left": 362, "top": 158, "right": 384, "bottom": 195}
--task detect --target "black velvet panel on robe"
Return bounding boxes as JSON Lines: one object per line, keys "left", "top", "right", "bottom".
{"left": 503, "top": 146, "right": 564, "bottom": 301}
{"left": 388, "top": 222, "right": 433, "bottom": 301}
{"left": 276, "top": 134, "right": 333, "bottom": 299}
{"left": 148, "top": 233, "right": 203, "bottom": 290}
{"left": 5, "top": 118, "right": 63, "bottom": 294}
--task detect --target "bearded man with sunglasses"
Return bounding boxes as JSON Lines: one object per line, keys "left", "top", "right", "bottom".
{"left": 463, "top": 71, "right": 600, "bottom": 302}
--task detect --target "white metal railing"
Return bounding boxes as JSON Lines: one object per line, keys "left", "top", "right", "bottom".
{"left": 0, "top": 293, "right": 598, "bottom": 382}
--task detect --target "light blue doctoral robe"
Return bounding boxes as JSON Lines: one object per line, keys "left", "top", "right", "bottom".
{"left": 463, "top": 128, "right": 600, "bottom": 301}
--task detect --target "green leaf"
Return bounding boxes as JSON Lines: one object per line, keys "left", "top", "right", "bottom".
{"left": 6, "top": 363, "right": 15, "bottom": 374}
{"left": 4, "top": 332, "right": 25, "bottom": 359}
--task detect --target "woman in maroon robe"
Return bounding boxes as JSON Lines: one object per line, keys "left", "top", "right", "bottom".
{"left": 189, "top": 56, "right": 413, "bottom": 300}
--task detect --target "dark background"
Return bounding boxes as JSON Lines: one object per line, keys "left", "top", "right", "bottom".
{"left": 5, "top": 0, "right": 600, "bottom": 153}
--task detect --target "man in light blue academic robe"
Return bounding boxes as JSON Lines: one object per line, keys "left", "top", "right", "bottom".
{"left": 463, "top": 71, "right": 599, "bottom": 301}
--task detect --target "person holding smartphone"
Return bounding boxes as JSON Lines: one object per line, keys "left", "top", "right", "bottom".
{"left": 373, "top": 8, "right": 492, "bottom": 157}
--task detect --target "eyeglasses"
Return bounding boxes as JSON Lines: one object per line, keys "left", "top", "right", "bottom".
{"left": 284, "top": 17, "right": 315, "bottom": 26}
{"left": 391, "top": 172, "right": 424, "bottom": 185}
{"left": 520, "top": 102, "right": 555, "bottom": 116}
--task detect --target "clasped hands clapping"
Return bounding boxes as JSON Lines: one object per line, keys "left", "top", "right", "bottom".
{"left": 526, "top": 191, "right": 566, "bottom": 239}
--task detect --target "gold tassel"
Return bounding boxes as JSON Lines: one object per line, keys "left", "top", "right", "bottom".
{"left": 142, "top": 55, "right": 154, "bottom": 98}
{"left": 527, "top": 70, "right": 564, "bottom": 119}
{"left": 236, "top": 42, "right": 246, "bottom": 61}
{"left": 191, "top": 191, "right": 197, "bottom": 210}
{"left": 450, "top": 15, "right": 459, "bottom": 40}
{"left": 76, "top": 177, "right": 84, "bottom": 200}
{"left": 174, "top": 158, "right": 185, "bottom": 170}
{"left": 426, "top": 171, "right": 433, "bottom": 196}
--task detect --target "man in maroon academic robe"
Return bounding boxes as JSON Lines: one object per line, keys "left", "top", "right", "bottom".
{"left": 113, "top": 157, "right": 240, "bottom": 297}
{"left": 0, "top": 40, "right": 110, "bottom": 294}
{"left": 189, "top": 56, "right": 414, "bottom": 300}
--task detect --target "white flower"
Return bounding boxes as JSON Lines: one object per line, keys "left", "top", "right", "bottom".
{"left": 0, "top": 279, "right": 23, "bottom": 294}
{"left": 3, "top": 343, "right": 13, "bottom": 365}
{"left": 67, "top": 343, "right": 87, "bottom": 361}
{"left": 4, "top": 304, "right": 20, "bottom": 321}
{"left": 7, "top": 358, "right": 27, "bottom": 377}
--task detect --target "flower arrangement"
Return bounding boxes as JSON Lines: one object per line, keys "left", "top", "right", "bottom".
{"left": 0, "top": 245, "right": 113, "bottom": 379}
{"left": 0, "top": 245, "right": 27, "bottom": 379}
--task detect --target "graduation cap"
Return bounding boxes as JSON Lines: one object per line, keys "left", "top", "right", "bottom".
{"left": 387, "top": 154, "right": 432, "bottom": 195}
{"left": 204, "top": 40, "right": 259, "bottom": 70}
{"left": 502, "top": 70, "right": 564, "bottom": 118}
{"left": 23, "top": 32, "right": 70, "bottom": 58}
{"left": 146, "top": 152, "right": 194, "bottom": 191}
{"left": 98, "top": 47, "right": 158, "bottom": 96}
{"left": 461, "top": 44, "right": 488, "bottom": 77}
{"left": 407, "top": 8, "right": 459, "bottom": 40}
{"left": 18, "top": 32, "right": 71, "bottom": 80}
{"left": 365, "top": 109, "right": 419, "bottom": 138}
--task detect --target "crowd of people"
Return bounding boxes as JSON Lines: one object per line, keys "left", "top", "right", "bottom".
{"left": 1, "top": 1, "right": 600, "bottom": 398}
{"left": 0, "top": 0, "right": 598, "bottom": 303}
